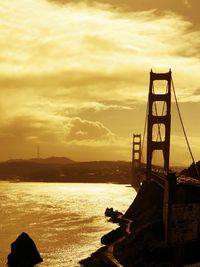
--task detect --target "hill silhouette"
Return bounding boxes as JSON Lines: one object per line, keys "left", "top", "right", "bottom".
{"left": 180, "top": 160, "right": 200, "bottom": 179}
{"left": 7, "top": 156, "right": 74, "bottom": 165}
{"left": 0, "top": 158, "right": 131, "bottom": 184}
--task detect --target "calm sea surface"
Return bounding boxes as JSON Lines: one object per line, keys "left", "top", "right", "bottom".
{"left": 0, "top": 182, "right": 136, "bottom": 267}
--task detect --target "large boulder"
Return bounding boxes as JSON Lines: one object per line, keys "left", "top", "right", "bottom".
{"left": 7, "top": 232, "right": 43, "bottom": 267}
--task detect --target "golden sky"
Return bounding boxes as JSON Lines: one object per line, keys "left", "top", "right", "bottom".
{"left": 0, "top": 0, "right": 200, "bottom": 165}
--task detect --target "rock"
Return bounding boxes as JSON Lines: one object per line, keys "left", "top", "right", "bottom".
{"left": 101, "top": 227, "right": 124, "bottom": 245}
{"left": 105, "top": 208, "right": 114, "bottom": 217}
{"left": 105, "top": 207, "right": 123, "bottom": 218}
{"left": 79, "top": 246, "right": 115, "bottom": 267}
{"left": 105, "top": 207, "right": 123, "bottom": 224}
{"left": 7, "top": 232, "right": 43, "bottom": 267}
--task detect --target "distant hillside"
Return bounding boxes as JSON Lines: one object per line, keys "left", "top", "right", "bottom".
{"left": 7, "top": 156, "right": 75, "bottom": 165}
{"left": 0, "top": 160, "right": 131, "bottom": 184}
{"left": 30, "top": 156, "right": 75, "bottom": 165}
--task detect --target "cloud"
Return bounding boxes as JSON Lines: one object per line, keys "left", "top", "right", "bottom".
{"left": 0, "top": 112, "right": 117, "bottom": 144}
{"left": 0, "top": 0, "right": 200, "bottom": 162}
{"left": 1, "top": 2, "right": 200, "bottom": 99}
{"left": 0, "top": 114, "right": 65, "bottom": 144}
{"left": 1, "top": 2, "right": 200, "bottom": 106}
{"left": 193, "top": 88, "right": 200, "bottom": 96}
{"left": 64, "top": 117, "right": 116, "bottom": 144}
{"left": 63, "top": 102, "right": 133, "bottom": 117}
{"left": 48, "top": 0, "right": 200, "bottom": 25}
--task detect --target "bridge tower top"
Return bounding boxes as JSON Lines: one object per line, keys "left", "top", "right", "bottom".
{"left": 146, "top": 70, "right": 171, "bottom": 179}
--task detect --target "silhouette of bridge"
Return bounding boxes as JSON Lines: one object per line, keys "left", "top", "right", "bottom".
{"left": 131, "top": 70, "right": 200, "bottom": 266}
{"left": 132, "top": 69, "right": 198, "bottom": 187}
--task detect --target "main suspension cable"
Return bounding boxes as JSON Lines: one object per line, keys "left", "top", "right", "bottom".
{"left": 171, "top": 78, "right": 199, "bottom": 177}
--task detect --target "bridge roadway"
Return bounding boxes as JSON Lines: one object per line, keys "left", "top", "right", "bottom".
{"left": 134, "top": 166, "right": 168, "bottom": 188}
{"left": 150, "top": 169, "right": 168, "bottom": 188}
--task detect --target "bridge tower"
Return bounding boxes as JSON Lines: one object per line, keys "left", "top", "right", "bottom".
{"left": 146, "top": 70, "right": 171, "bottom": 179}
{"left": 132, "top": 134, "right": 141, "bottom": 185}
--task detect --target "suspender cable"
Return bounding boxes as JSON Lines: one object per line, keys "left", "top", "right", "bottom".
{"left": 171, "top": 78, "right": 199, "bottom": 178}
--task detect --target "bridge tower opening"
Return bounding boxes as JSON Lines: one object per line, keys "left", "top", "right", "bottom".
{"left": 146, "top": 70, "right": 171, "bottom": 179}
{"left": 132, "top": 133, "right": 141, "bottom": 186}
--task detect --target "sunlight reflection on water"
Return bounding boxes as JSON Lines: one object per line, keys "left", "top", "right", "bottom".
{"left": 0, "top": 182, "right": 136, "bottom": 266}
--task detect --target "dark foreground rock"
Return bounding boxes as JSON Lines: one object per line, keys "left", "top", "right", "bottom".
{"left": 105, "top": 208, "right": 123, "bottom": 218}
{"left": 101, "top": 227, "right": 124, "bottom": 245}
{"left": 7, "top": 232, "right": 43, "bottom": 267}
{"left": 79, "top": 246, "right": 116, "bottom": 267}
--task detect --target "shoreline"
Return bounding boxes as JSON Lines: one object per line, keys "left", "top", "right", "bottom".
{"left": 1, "top": 179, "right": 130, "bottom": 184}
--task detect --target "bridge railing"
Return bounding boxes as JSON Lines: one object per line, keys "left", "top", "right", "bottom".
{"left": 151, "top": 170, "right": 167, "bottom": 189}
{"left": 138, "top": 169, "right": 176, "bottom": 243}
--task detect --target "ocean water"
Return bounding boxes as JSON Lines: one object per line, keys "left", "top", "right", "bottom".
{"left": 0, "top": 182, "right": 136, "bottom": 266}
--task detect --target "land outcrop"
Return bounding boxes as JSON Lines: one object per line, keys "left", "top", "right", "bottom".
{"left": 180, "top": 160, "right": 200, "bottom": 179}
{"left": 0, "top": 159, "right": 131, "bottom": 183}
{"left": 80, "top": 177, "right": 200, "bottom": 267}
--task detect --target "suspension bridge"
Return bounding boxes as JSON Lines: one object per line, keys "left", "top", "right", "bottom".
{"left": 131, "top": 70, "right": 200, "bottom": 266}
{"left": 81, "top": 70, "right": 200, "bottom": 267}
{"left": 132, "top": 69, "right": 199, "bottom": 186}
